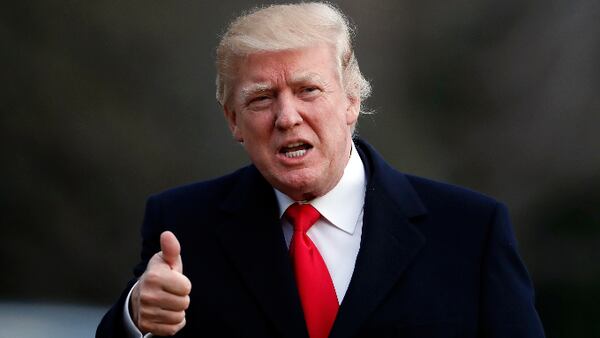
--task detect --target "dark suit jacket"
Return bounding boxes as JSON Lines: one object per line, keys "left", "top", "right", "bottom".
{"left": 97, "top": 139, "right": 545, "bottom": 338}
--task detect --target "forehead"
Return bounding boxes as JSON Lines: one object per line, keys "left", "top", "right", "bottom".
{"left": 234, "top": 45, "right": 340, "bottom": 87}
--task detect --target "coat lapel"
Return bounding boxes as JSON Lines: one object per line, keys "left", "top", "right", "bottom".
{"left": 330, "top": 140, "right": 428, "bottom": 338}
{"left": 212, "top": 140, "right": 427, "bottom": 338}
{"left": 214, "top": 166, "right": 308, "bottom": 338}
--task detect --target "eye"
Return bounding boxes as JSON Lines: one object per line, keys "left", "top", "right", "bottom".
{"left": 302, "top": 87, "right": 319, "bottom": 93}
{"left": 298, "top": 86, "right": 321, "bottom": 99}
{"left": 251, "top": 95, "right": 270, "bottom": 103}
{"left": 246, "top": 95, "right": 272, "bottom": 109}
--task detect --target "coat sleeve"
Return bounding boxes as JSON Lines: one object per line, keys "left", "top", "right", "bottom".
{"left": 96, "top": 195, "right": 164, "bottom": 338}
{"left": 479, "top": 202, "right": 545, "bottom": 337}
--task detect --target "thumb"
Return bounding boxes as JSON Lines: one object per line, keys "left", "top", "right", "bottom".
{"left": 160, "top": 231, "right": 182, "bottom": 272}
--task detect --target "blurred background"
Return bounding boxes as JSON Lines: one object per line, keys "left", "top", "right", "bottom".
{"left": 2, "top": 0, "right": 599, "bottom": 337}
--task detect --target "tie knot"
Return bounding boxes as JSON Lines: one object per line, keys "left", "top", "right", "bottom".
{"left": 284, "top": 203, "right": 321, "bottom": 233}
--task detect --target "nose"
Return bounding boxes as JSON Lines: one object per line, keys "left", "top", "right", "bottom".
{"left": 274, "top": 92, "right": 303, "bottom": 130}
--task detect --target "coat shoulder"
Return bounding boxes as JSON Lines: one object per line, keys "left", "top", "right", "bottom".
{"left": 150, "top": 165, "right": 253, "bottom": 206}
{"left": 406, "top": 174, "right": 499, "bottom": 206}
{"left": 403, "top": 174, "right": 503, "bottom": 222}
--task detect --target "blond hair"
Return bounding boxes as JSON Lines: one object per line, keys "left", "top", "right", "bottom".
{"left": 216, "top": 2, "right": 371, "bottom": 113}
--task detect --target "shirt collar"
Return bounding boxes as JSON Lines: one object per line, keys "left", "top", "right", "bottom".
{"left": 274, "top": 142, "right": 366, "bottom": 235}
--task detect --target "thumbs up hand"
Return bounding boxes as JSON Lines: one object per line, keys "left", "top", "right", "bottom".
{"left": 131, "top": 231, "right": 192, "bottom": 336}
{"left": 159, "top": 231, "right": 183, "bottom": 272}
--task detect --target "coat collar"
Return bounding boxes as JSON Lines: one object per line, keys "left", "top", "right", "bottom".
{"left": 329, "top": 138, "right": 428, "bottom": 338}
{"left": 217, "top": 166, "right": 308, "bottom": 338}
{"left": 216, "top": 138, "right": 428, "bottom": 338}
{"left": 354, "top": 137, "right": 427, "bottom": 218}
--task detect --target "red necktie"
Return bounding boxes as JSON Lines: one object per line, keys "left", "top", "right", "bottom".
{"left": 285, "top": 203, "right": 339, "bottom": 338}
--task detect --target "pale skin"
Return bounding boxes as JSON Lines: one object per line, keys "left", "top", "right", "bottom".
{"left": 131, "top": 44, "right": 360, "bottom": 335}
{"left": 225, "top": 44, "right": 360, "bottom": 201}
{"left": 130, "top": 231, "right": 191, "bottom": 336}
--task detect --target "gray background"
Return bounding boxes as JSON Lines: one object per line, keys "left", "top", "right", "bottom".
{"left": 2, "top": 0, "right": 599, "bottom": 336}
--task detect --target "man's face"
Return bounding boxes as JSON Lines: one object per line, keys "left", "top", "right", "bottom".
{"left": 224, "top": 44, "right": 360, "bottom": 201}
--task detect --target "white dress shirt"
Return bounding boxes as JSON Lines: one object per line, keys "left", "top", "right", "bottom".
{"left": 124, "top": 143, "right": 366, "bottom": 337}
{"left": 275, "top": 143, "right": 366, "bottom": 303}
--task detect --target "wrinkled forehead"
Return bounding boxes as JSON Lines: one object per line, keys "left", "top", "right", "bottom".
{"left": 236, "top": 46, "right": 340, "bottom": 83}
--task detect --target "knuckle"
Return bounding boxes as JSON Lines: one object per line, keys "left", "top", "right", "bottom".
{"left": 139, "top": 291, "right": 157, "bottom": 305}
{"left": 182, "top": 295, "right": 191, "bottom": 309}
{"left": 138, "top": 319, "right": 153, "bottom": 332}
{"left": 150, "top": 252, "right": 164, "bottom": 263}
{"left": 143, "top": 271, "right": 161, "bottom": 285}
{"left": 177, "top": 317, "right": 187, "bottom": 330}
{"left": 183, "top": 278, "right": 192, "bottom": 294}
{"left": 174, "top": 311, "right": 186, "bottom": 322}
{"left": 163, "top": 311, "right": 182, "bottom": 324}
{"left": 139, "top": 307, "right": 154, "bottom": 320}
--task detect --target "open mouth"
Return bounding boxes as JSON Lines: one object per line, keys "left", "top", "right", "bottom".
{"left": 279, "top": 142, "right": 313, "bottom": 158}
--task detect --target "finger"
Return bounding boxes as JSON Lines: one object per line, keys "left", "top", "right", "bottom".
{"left": 139, "top": 317, "right": 186, "bottom": 336}
{"left": 139, "top": 289, "right": 190, "bottom": 311}
{"left": 160, "top": 231, "right": 182, "bottom": 272}
{"left": 140, "top": 268, "right": 191, "bottom": 296}
{"left": 139, "top": 270, "right": 191, "bottom": 301}
{"left": 140, "top": 307, "right": 186, "bottom": 325}
{"left": 160, "top": 293, "right": 190, "bottom": 312}
{"left": 161, "top": 272, "right": 192, "bottom": 296}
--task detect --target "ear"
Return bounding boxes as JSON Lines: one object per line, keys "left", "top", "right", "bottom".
{"left": 345, "top": 95, "right": 361, "bottom": 126}
{"left": 223, "top": 105, "right": 243, "bottom": 142}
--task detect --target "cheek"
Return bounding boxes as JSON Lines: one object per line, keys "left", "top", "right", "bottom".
{"left": 240, "top": 114, "right": 272, "bottom": 137}
{"left": 240, "top": 118, "right": 277, "bottom": 156}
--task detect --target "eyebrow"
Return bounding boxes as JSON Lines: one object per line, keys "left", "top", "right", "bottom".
{"left": 237, "top": 72, "right": 327, "bottom": 102}
{"left": 239, "top": 83, "right": 272, "bottom": 102}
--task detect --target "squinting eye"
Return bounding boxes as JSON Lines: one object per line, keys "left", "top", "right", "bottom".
{"left": 299, "top": 87, "right": 321, "bottom": 97}
{"left": 251, "top": 96, "right": 269, "bottom": 102}
{"left": 246, "top": 95, "right": 272, "bottom": 109}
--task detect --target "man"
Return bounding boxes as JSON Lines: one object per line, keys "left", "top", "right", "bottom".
{"left": 97, "top": 3, "right": 545, "bottom": 338}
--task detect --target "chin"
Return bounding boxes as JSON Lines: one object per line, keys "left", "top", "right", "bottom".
{"left": 273, "top": 172, "right": 321, "bottom": 200}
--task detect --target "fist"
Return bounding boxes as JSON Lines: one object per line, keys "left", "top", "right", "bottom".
{"left": 131, "top": 231, "right": 192, "bottom": 336}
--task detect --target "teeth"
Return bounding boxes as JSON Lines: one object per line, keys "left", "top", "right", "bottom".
{"left": 286, "top": 142, "right": 303, "bottom": 148}
{"left": 284, "top": 149, "right": 307, "bottom": 158}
